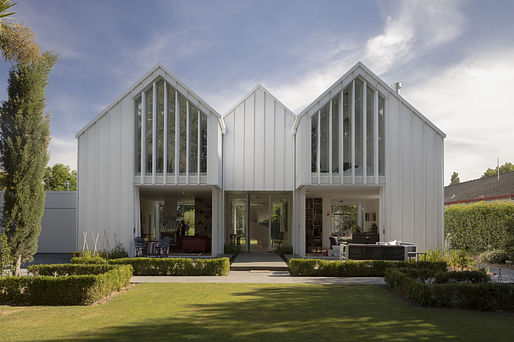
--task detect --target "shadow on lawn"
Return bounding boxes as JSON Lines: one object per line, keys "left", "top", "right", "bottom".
{"left": 43, "top": 285, "right": 475, "bottom": 342}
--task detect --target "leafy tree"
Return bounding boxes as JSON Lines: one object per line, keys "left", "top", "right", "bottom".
{"left": 482, "top": 162, "right": 514, "bottom": 178}
{"left": 450, "top": 171, "right": 460, "bottom": 185}
{"left": 0, "top": 52, "right": 56, "bottom": 275}
{"left": 0, "top": 232, "right": 12, "bottom": 275}
{"left": 0, "top": 0, "right": 40, "bottom": 63}
{"left": 44, "top": 163, "right": 77, "bottom": 191}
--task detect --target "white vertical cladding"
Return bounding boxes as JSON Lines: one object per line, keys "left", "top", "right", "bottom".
{"left": 233, "top": 102, "right": 245, "bottom": 187}
{"left": 86, "top": 123, "right": 97, "bottom": 248}
{"left": 387, "top": 95, "right": 402, "bottom": 242}
{"left": 400, "top": 105, "right": 413, "bottom": 243}
{"left": 119, "top": 96, "right": 135, "bottom": 251}
{"left": 207, "top": 114, "right": 220, "bottom": 185}
{"left": 274, "top": 104, "right": 285, "bottom": 189}
{"left": 424, "top": 125, "right": 436, "bottom": 251}
{"left": 264, "top": 93, "right": 275, "bottom": 189}
{"left": 362, "top": 81, "right": 367, "bottom": 183}
{"left": 254, "top": 90, "right": 265, "bottom": 189}
{"left": 77, "top": 133, "right": 87, "bottom": 249}
{"left": 140, "top": 91, "right": 146, "bottom": 184}
{"left": 339, "top": 90, "right": 344, "bottom": 184}
{"left": 109, "top": 104, "right": 121, "bottom": 247}
{"left": 152, "top": 82, "right": 157, "bottom": 185}
{"left": 329, "top": 100, "right": 333, "bottom": 184}
{"left": 222, "top": 112, "right": 234, "bottom": 188}
{"left": 295, "top": 115, "right": 311, "bottom": 187}
{"left": 412, "top": 115, "right": 426, "bottom": 250}
{"left": 351, "top": 80, "right": 356, "bottom": 184}
{"left": 436, "top": 135, "right": 445, "bottom": 249}
{"left": 374, "top": 90, "right": 379, "bottom": 184}
{"left": 163, "top": 82, "right": 168, "bottom": 184}
{"left": 174, "top": 91, "right": 179, "bottom": 184}
{"left": 185, "top": 101, "right": 190, "bottom": 184}
{"left": 316, "top": 110, "right": 320, "bottom": 184}
{"left": 223, "top": 86, "right": 295, "bottom": 191}
{"left": 97, "top": 114, "right": 109, "bottom": 248}
{"left": 243, "top": 94, "right": 254, "bottom": 190}
{"left": 197, "top": 109, "right": 201, "bottom": 184}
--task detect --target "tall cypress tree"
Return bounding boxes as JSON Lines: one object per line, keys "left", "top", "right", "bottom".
{"left": 0, "top": 52, "right": 56, "bottom": 275}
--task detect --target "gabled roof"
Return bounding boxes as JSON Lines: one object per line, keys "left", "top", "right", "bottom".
{"left": 223, "top": 83, "right": 296, "bottom": 119}
{"left": 444, "top": 171, "right": 514, "bottom": 204}
{"left": 293, "top": 62, "right": 446, "bottom": 138}
{"left": 76, "top": 64, "right": 223, "bottom": 138}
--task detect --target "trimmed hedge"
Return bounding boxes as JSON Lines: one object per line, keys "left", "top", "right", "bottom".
{"left": 288, "top": 259, "right": 447, "bottom": 277}
{"left": 0, "top": 265, "right": 133, "bottom": 305}
{"left": 29, "top": 264, "right": 117, "bottom": 275}
{"left": 445, "top": 202, "right": 514, "bottom": 253}
{"left": 385, "top": 268, "right": 514, "bottom": 311}
{"left": 70, "top": 256, "right": 108, "bottom": 264}
{"left": 108, "top": 257, "right": 230, "bottom": 276}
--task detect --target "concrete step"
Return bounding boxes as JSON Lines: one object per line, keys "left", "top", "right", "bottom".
{"left": 230, "top": 252, "right": 289, "bottom": 271}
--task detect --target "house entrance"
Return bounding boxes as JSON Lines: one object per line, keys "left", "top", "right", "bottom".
{"left": 225, "top": 192, "right": 291, "bottom": 252}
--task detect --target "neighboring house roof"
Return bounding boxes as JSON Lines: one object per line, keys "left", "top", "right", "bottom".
{"left": 444, "top": 171, "right": 514, "bottom": 204}
{"left": 293, "top": 62, "right": 446, "bottom": 138}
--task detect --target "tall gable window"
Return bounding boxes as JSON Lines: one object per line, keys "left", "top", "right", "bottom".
{"left": 135, "top": 78, "right": 208, "bottom": 182}
{"left": 311, "top": 76, "right": 385, "bottom": 183}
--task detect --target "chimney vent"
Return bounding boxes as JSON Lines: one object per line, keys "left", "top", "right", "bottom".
{"left": 392, "top": 82, "right": 402, "bottom": 94}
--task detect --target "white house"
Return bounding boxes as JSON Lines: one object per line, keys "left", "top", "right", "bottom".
{"left": 76, "top": 62, "right": 445, "bottom": 256}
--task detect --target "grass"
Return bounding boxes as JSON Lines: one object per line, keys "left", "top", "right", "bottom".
{"left": 0, "top": 283, "right": 513, "bottom": 341}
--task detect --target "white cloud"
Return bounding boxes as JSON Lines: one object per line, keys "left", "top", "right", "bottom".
{"left": 403, "top": 49, "right": 514, "bottom": 183}
{"left": 48, "top": 136, "right": 77, "bottom": 169}
{"left": 365, "top": 0, "right": 465, "bottom": 74}
{"left": 264, "top": 0, "right": 466, "bottom": 113}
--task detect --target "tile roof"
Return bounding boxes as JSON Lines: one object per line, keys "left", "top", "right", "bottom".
{"left": 444, "top": 171, "right": 514, "bottom": 204}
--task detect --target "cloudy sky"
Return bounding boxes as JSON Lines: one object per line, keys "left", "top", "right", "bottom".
{"left": 0, "top": 0, "right": 513, "bottom": 184}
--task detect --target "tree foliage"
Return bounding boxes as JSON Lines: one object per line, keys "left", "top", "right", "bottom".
{"left": 445, "top": 202, "right": 514, "bottom": 254}
{"left": 0, "top": 1, "right": 40, "bottom": 64}
{"left": 482, "top": 162, "right": 514, "bottom": 178}
{"left": 0, "top": 52, "right": 56, "bottom": 275}
{"left": 450, "top": 171, "right": 460, "bottom": 185}
{"left": 44, "top": 163, "right": 77, "bottom": 191}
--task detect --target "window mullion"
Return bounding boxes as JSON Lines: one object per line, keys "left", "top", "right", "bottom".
{"left": 351, "top": 80, "right": 355, "bottom": 184}
{"left": 141, "top": 91, "right": 146, "bottom": 184}
{"left": 163, "top": 82, "right": 168, "bottom": 184}
{"left": 363, "top": 80, "right": 367, "bottom": 184}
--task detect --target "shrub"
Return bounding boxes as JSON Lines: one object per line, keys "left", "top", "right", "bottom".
{"left": 445, "top": 202, "right": 514, "bottom": 253}
{"left": 288, "top": 259, "right": 447, "bottom": 277}
{"left": 70, "top": 255, "right": 107, "bottom": 264}
{"left": 0, "top": 232, "right": 13, "bottom": 275}
{"left": 384, "top": 267, "right": 514, "bottom": 311}
{"left": 108, "top": 257, "right": 230, "bottom": 276}
{"left": 448, "top": 249, "right": 472, "bottom": 270}
{"left": 108, "top": 242, "right": 128, "bottom": 259}
{"left": 29, "top": 264, "right": 116, "bottom": 275}
{"left": 479, "top": 249, "right": 512, "bottom": 264}
{"left": 274, "top": 245, "right": 293, "bottom": 255}
{"left": 0, "top": 264, "right": 133, "bottom": 305}
{"left": 425, "top": 249, "right": 446, "bottom": 263}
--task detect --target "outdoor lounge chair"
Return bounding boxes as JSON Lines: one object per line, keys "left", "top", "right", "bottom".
{"left": 134, "top": 237, "right": 146, "bottom": 257}
{"left": 155, "top": 236, "right": 171, "bottom": 257}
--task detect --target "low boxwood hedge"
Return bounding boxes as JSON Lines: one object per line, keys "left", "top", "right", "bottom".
{"left": 70, "top": 256, "right": 108, "bottom": 264}
{"left": 385, "top": 267, "right": 514, "bottom": 311}
{"left": 108, "top": 257, "right": 230, "bottom": 276}
{"left": 0, "top": 264, "right": 133, "bottom": 305}
{"left": 288, "top": 259, "right": 447, "bottom": 277}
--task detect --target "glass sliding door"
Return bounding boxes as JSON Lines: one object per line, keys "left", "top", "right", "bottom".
{"left": 249, "top": 193, "right": 270, "bottom": 251}
{"left": 226, "top": 195, "right": 248, "bottom": 251}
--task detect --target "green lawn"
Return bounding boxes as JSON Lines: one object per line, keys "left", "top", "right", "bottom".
{"left": 0, "top": 283, "right": 512, "bottom": 341}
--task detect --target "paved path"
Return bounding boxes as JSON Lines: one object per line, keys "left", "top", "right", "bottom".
{"left": 132, "top": 271, "right": 385, "bottom": 285}
{"left": 230, "top": 253, "right": 288, "bottom": 271}
{"left": 486, "top": 264, "right": 514, "bottom": 283}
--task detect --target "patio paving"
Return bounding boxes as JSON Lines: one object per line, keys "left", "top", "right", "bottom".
{"left": 230, "top": 252, "right": 289, "bottom": 271}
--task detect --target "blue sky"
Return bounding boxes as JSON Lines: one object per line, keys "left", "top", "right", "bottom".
{"left": 1, "top": 0, "right": 514, "bottom": 184}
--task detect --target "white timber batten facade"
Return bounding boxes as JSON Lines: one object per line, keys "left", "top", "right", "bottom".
{"left": 76, "top": 62, "right": 445, "bottom": 256}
